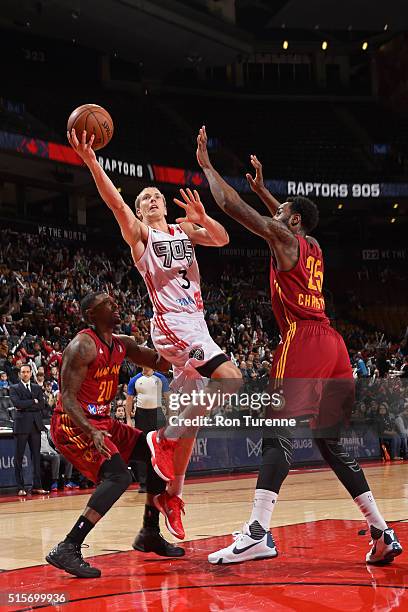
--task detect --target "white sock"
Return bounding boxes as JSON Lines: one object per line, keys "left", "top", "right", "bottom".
{"left": 249, "top": 488, "right": 278, "bottom": 530}
{"left": 167, "top": 475, "right": 185, "bottom": 498}
{"left": 354, "top": 491, "right": 388, "bottom": 531}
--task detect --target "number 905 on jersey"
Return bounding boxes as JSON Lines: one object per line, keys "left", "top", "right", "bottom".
{"left": 153, "top": 239, "right": 194, "bottom": 268}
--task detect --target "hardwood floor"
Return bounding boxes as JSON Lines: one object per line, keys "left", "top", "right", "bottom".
{"left": 1, "top": 462, "right": 407, "bottom": 572}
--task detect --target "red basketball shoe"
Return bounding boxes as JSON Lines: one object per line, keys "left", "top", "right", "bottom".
{"left": 154, "top": 491, "right": 185, "bottom": 540}
{"left": 146, "top": 430, "right": 177, "bottom": 482}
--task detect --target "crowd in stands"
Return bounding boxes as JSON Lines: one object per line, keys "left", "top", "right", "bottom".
{"left": 0, "top": 229, "right": 407, "bottom": 471}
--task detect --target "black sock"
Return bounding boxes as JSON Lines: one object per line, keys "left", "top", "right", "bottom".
{"left": 143, "top": 505, "right": 160, "bottom": 531}
{"left": 65, "top": 516, "right": 95, "bottom": 545}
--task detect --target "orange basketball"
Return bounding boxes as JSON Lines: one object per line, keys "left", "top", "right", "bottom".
{"left": 67, "top": 104, "right": 114, "bottom": 150}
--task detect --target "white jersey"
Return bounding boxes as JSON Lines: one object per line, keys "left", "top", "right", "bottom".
{"left": 135, "top": 224, "right": 203, "bottom": 315}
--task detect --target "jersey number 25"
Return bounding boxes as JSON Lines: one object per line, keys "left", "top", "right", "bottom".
{"left": 306, "top": 256, "right": 323, "bottom": 292}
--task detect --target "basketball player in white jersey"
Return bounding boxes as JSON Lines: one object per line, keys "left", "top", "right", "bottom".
{"left": 67, "top": 128, "right": 242, "bottom": 540}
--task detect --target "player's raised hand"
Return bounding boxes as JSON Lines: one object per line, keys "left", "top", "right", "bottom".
{"left": 196, "top": 125, "right": 212, "bottom": 169}
{"left": 174, "top": 188, "right": 207, "bottom": 224}
{"left": 67, "top": 128, "right": 96, "bottom": 165}
{"left": 246, "top": 155, "right": 264, "bottom": 193}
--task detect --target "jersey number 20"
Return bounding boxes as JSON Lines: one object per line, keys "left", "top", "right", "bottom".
{"left": 98, "top": 380, "right": 114, "bottom": 402}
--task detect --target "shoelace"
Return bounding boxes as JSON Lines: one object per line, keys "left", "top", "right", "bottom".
{"left": 174, "top": 498, "right": 185, "bottom": 515}
{"left": 231, "top": 528, "right": 248, "bottom": 544}
{"left": 165, "top": 496, "right": 185, "bottom": 516}
{"left": 73, "top": 543, "right": 91, "bottom": 567}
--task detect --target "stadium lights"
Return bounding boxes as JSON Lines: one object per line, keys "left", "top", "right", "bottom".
{"left": 362, "top": 41, "right": 368, "bottom": 51}
{"left": 393, "top": 202, "right": 399, "bottom": 209}
{"left": 390, "top": 217, "right": 396, "bottom": 223}
{"left": 322, "top": 41, "right": 328, "bottom": 50}
{"left": 282, "top": 40, "right": 289, "bottom": 50}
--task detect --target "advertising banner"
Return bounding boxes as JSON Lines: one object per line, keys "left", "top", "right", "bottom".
{"left": 0, "top": 437, "right": 32, "bottom": 488}
{"left": 187, "top": 423, "right": 380, "bottom": 474}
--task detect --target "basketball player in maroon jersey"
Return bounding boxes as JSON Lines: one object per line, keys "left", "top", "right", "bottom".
{"left": 46, "top": 292, "right": 183, "bottom": 578}
{"left": 196, "top": 127, "right": 402, "bottom": 566}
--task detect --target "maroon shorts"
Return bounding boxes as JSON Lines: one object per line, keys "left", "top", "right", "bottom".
{"left": 269, "top": 321, "right": 354, "bottom": 427}
{"left": 51, "top": 412, "right": 142, "bottom": 483}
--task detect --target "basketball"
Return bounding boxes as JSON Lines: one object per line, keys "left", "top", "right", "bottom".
{"left": 67, "top": 104, "right": 114, "bottom": 150}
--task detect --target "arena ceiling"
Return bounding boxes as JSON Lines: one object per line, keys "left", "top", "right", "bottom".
{"left": 236, "top": 0, "right": 407, "bottom": 32}
{"left": 0, "top": 0, "right": 252, "bottom": 73}
{"left": 0, "top": 1, "right": 404, "bottom": 72}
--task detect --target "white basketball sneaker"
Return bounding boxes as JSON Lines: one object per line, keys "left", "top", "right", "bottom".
{"left": 366, "top": 526, "right": 403, "bottom": 565}
{"left": 208, "top": 521, "right": 278, "bottom": 565}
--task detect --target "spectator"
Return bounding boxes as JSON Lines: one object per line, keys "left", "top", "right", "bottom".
{"left": 376, "top": 349, "right": 390, "bottom": 378}
{"left": 10, "top": 364, "right": 49, "bottom": 495}
{"left": 0, "top": 371, "right": 9, "bottom": 389}
{"left": 40, "top": 428, "right": 77, "bottom": 491}
{"left": 4, "top": 354, "right": 14, "bottom": 381}
{"left": 399, "top": 355, "right": 408, "bottom": 378}
{"left": 9, "top": 359, "right": 23, "bottom": 385}
{"left": 0, "top": 336, "right": 9, "bottom": 359}
{"left": 394, "top": 405, "right": 408, "bottom": 458}
{"left": 35, "top": 371, "right": 45, "bottom": 388}
{"left": 43, "top": 380, "right": 57, "bottom": 413}
{"left": 114, "top": 401, "right": 126, "bottom": 423}
{"left": 356, "top": 352, "right": 369, "bottom": 377}
{"left": 377, "top": 404, "right": 403, "bottom": 461}
{"left": 0, "top": 317, "right": 11, "bottom": 337}
{"left": 48, "top": 366, "right": 59, "bottom": 393}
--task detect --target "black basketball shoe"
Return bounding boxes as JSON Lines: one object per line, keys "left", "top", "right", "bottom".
{"left": 132, "top": 528, "right": 185, "bottom": 557}
{"left": 46, "top": 541, "right": 101, "bottom": 578}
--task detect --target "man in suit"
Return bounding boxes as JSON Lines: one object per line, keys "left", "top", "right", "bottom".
{"left": 10, "top": 363, "right": 49, "bottom": 496}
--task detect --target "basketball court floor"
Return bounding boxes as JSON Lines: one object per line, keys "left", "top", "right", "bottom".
{"left": 0, "top": 462, "right": 407, "bottom": 611}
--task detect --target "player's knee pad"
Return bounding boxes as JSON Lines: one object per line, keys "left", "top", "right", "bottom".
{"left": 88, "top": 454, "right": 132, "bottom": 516}
{"left": 314, "top": 437, "right": 369, "bottom": 498}
{"left": 101, "top": 453, "right": 132, "bottom": 486}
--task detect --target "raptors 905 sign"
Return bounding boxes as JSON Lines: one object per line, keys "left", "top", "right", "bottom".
{"left": 287, "top": 182, "right": 380, "bottom": 198}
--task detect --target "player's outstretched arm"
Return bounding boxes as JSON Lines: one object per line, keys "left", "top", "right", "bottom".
{"left": 119, "top": 336, "right": 170, "bottom": 372}
{"left": 196, "top": 126, "right": 294, "bottom": 247}
{"left": 173, "top": 188, "right": 229, "bottom": 247}
{"left": 61, "top": 335, "right": 112, "bottom": 458}
{"left": 246, "top": 155, "right": 281, "bottom": 216}
{"left": 67, "top": 129, "right": 147, "bottom": 255}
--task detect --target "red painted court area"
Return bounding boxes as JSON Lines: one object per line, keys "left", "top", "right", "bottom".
{"left": 0, "top": 520, "right": 406, "bottom": 611}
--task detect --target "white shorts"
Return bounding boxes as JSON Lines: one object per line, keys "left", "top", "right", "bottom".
{"left": 151, "top": 312, "right": 224, "bottom": 390}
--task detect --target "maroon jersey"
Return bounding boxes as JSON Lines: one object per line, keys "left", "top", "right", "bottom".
{"left": 270, "top": 235, "right": 329, "bottom": 335}
{"left": 55, "top": 328, "right": 126, "bottom": 418}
